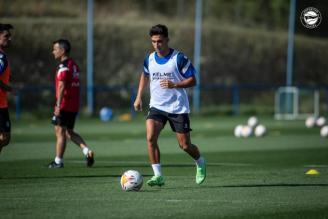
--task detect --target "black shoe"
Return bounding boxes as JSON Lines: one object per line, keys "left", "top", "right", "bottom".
{"left": 48, "top": 161, "right": 64, "bottom": 168}
{"left": 86, "top": 151, "right": 94, "bottom": 167}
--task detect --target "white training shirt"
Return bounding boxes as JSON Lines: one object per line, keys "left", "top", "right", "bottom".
{"left": 143, "top": 49, "right": 196, "bottom": 114}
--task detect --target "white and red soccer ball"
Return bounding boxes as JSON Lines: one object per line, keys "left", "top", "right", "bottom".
{"left": 120, "top": 170, "right": 143, "bottom": 191}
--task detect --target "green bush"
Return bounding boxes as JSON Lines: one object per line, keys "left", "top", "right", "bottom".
{"left": 2, "top": 16, "right": 327, "bottom": 114}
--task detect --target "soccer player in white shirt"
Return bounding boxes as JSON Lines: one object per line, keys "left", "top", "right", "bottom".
{"left": 134, "top": 24, "right": 206, "bottom": 186}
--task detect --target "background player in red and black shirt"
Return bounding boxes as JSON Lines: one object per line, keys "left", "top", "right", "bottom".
{"left": 0, "top": 23, "right": 14, "bottom": 154}
{"left": 48, "top": 39, "right": 94, "bottom": 168}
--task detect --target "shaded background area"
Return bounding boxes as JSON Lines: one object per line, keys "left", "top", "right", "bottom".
{"left": 0, "top": 0, "right": 327, "bottom": 117}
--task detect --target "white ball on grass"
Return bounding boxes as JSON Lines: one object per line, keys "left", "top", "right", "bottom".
{"left": 254, "top": 124, "right": 267, "bottom": 137}
{"left": 247, "top": 116, "right": 259, "bottom": 128}
{"left": 120, "top": 170, "right": 143, "bottom": 192}
{"left": 316, "top": 116, "right": 326, "bottom": 127}
{"left": 305, "top": 116, "right": 316, "bottom": 128}
{"left": 320, "top": 125, "right": 328, "bottom": 138}
{"left": 241, "top": 125, "right": 252, "bottom": 138}
{"left": 234, "top": 125, "right": 243, "bottom": 138}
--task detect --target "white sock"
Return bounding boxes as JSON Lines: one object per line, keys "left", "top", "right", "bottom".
{"left": 195, "top": 156, "right": 205, "bottom": 167}
{"left": 55, "top": 156, "right": 63, "bottom": 164}
{"left": 151, "top": 163, "right": 162, "bottom": 176}
{"left": 82, "top": 147, "right": 90, "bottom": 156}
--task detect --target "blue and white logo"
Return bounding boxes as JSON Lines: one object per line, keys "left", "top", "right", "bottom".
{"left": 300, "top": 7, "right": 322, "bottom": 29}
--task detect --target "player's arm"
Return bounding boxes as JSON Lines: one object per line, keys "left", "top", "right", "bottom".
{"left": 0, "top": 81, "right": 19, "bottom": 96}
{"left": 54, "top": 80, "right": 65, "bottom": 116}
{"left": 0, "top": 54, "right": 13, "bottom": 92}
{"left": 134, "top": 73, "right": 149, "bottom": 112}
{"left": 160, "top": 52, "right": 197, "bottom": 89}
{"left": 160, "top": 75, "right": 196, "bottom": 89}
{"left": 0, "top": 80, "right": 12, "bottom": 92}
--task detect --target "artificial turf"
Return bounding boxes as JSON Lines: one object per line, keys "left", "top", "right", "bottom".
{"left": 1, "top": 116, "right": 327, "bottom": 218}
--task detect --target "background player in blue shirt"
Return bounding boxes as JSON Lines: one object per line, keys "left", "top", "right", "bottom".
{"left": 134, "top": 24, "right": 206, "bottom": 186}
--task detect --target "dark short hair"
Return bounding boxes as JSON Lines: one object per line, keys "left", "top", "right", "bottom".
{"left": 53, "top": 39, "right": 71, "bottom": 54}
{"left": 149, "top": 24, "right": 168, "bottom": 38}
{"left": 0, "top": 23, "right": 13, "bottom": 33}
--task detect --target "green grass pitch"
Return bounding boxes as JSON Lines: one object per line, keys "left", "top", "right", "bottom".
{"left": 0, "top": 116, "right": 328, "bottom": 218}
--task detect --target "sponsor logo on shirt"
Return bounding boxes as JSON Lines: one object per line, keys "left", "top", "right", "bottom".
{"left": 152, "top": 72, "right": 174, "bottom": 80}
{"left": 73, "top": 66, "right": 79, "bottom": 78}
{"left": 71, "top": 82, "right": 80, "bottom": 87}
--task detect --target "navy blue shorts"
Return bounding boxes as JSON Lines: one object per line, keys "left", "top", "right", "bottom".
{"left": 146, "top": 107, "right": 192, "bottom": 133}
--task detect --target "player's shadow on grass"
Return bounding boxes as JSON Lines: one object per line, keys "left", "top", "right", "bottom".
{"left": 218, "top": 183, "right": 328, "bottom": 188}
{"left": 0, "top": 175, "right": 119, "bottom": 180}
{"left": 92, "top": 164, "right": 150, "bottom": 168}
{"left": 66, "top": 161, "right": 250, "bottom": 169}
{"left": 185, "top": 183, "right": 328, "bottom": 189}
{"left": 90, "top": 163, "right": 202, "bottom": 169}
{"left": 161, "top": 183, "right": 328, "bottom": 191}
{"left": 0, "top": 174, "right": 154, "bottom": 180}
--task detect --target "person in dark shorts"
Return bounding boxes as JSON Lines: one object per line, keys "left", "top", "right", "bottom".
{"left": 0, "top": 23, "right": 14, "bottom": 154}
{"left": 48, "top": 39, "right": 94, "bottom": 168}
{"left": 134, "top": 24, "right": 206, "bottom": 186}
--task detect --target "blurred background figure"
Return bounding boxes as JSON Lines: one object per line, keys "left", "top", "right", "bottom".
{"left": 48, "top": 39, "right": 94, "bottom": 168}
{"left": 0, "top": 23, "right": 14, "bottom": 154}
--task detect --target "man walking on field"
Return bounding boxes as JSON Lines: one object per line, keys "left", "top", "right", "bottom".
{"left": 0, "top": 23, "right": 15, "bottom": 154}
{"left": 48, "top": 39, "right": 94, "bottom": 168}
{"left": 134, "top": 24, "right": 206, "bottom": 186}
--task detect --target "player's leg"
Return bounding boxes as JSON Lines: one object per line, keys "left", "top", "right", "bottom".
{"left": 48, "top": 124, "right": 66, "bottom": 168}
{"left": 66, "top": 129, "right": 94, "bottom": 167}
{"left": 49, "top": 111, "right": 67, "bottom": 168}
{"left": 146, "top": 119, "right": 163, "bottom": 164}
{"left": 0, "top": 108, "right": 11, "bottom": 154}
{"left": 176, "top": 132, "right": 200, "bottom": 159}
{"left": 64, "top": 111, "right": 94, "bottom": 167}
{"left": 145, "top": 109, "right": 167, "bottom": 186}
{"left": 176, "top": 132, "right": 206, "bottom": 184}
{"left": 170, "top": 114, "right": 206, "bottom": 184}
{"left": 0, "top": 132, "right": 10, "bottom": 154}
{"left": 55, "top": 125, "right": 67, "bottom": 158}
{"left": 145, "top": 118, "right": 165, "bottom": 186}
{"left": 66, "top": 129, "right": 87, "bottom": 148}
{"left": 0, "top": 132, "right": 10, "bottom": 148}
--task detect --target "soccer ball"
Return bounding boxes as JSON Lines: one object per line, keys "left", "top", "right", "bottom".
{"left": 320, "top": 125, "right": 328, "bottom": 138}
{"left": 254, "top": 124, "right": 266, "bottom": 137}
{"left": 241, "top": 125, "right": 252, "bottom": 138}
{"left": 120, "top": 170, "right": 143, "bottom": 191}
{"left": 305, "top": 116, "right": 316, "bottom": 128}
{"left": 234, "top": 124, "right": 243, "bottom": 137}
{"left": 247, "top": 116, "right": 259, "bottom": 128}
{"left": 316, "top": 116, "right": 326, "bottom": 127}
{"left": 99, "top": 107, "right": 113, "bottom": 122}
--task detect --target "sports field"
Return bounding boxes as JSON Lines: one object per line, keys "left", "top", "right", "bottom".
{"left": 1, "top": 116, "right": 328, "bottom": 219}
